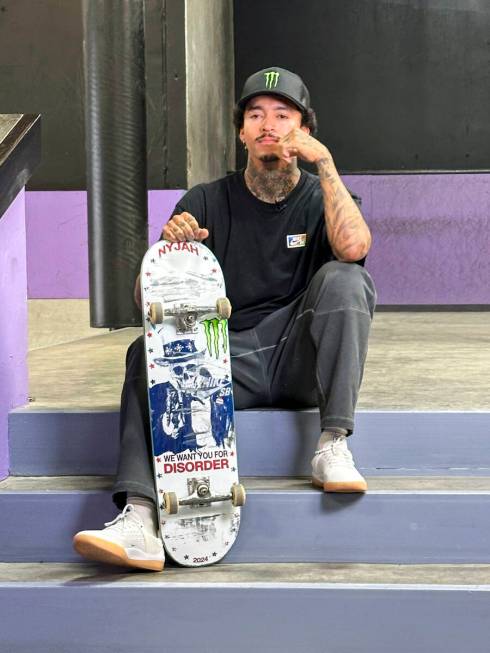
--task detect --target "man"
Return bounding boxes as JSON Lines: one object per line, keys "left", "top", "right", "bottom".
{"left": 74, "top": 66, "right": 376, "bottom": 571}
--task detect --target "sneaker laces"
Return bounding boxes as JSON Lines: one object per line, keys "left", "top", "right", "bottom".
{"left": 314, "top": 435, "right": 354, "bottom": 465}
{"left": 104, "top": 504, "right": 141, "bottom": 531}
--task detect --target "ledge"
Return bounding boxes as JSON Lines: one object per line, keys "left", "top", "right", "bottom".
{"left": 0, "top": 114, "right": 41, "bottom": 219}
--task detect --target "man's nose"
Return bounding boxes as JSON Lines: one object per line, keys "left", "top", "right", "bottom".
{"left": 261, "top": 115, "right": 274, "bottom": 131}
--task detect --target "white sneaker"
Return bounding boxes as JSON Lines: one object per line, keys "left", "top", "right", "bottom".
{"left": 311, "top": 433, "right": 368, "bottom": 493}
{"left": 73, "top": 504, "right": 165, "bottom": 571}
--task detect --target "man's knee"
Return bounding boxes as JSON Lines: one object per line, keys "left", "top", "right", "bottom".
{"left": 311, "top": 261, "right": 376, "bottom": 314}
{"left": 125, "top": 335, "right": 146, "bottom": 377}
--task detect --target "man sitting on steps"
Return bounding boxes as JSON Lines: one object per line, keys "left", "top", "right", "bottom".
{"left": 73, "top": 66, "right": 377, "bottom": 571}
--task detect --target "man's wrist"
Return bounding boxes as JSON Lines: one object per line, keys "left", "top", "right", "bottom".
{"left": 316, "top": 154, "right": 337, "bottom": 179}
{"left": 316, "top": 150, "right": 335, "bottom": 168}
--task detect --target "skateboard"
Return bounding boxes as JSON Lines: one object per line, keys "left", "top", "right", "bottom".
{"left": 140, "top": 239, "right": 246, "bottom": 567}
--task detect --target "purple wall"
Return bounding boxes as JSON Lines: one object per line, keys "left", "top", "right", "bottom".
{"left": 25, "top": 174, "right": 490, "bottom": 303}
{"left": 344, "top": 174, "right": 490, "bottom": 304}
{"left": 0, "top": 189, "right": 28, "bottom": 479}
{"left": 25, "top": 190, "right": 184, "bottom": 299}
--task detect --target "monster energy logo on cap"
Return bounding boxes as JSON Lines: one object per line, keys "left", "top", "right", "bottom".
{"left": 201, "top": 318, "right": 228, "bottom": 359}
{"left": 264, "top": 71, "right": 280, "bottom": 89}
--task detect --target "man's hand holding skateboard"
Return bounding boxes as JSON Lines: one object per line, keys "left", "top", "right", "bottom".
{"left": 161, "top": 212, "right": 209, "bottom": 243}
{"left": 134, "top": 212, "right": 207, "bottom": 309}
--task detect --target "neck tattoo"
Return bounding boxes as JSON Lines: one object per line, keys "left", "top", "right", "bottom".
{"left": 244, "top": 162, "right": 301, "bottom": 204}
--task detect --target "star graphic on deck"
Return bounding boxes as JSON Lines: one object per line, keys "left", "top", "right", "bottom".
{"left": 211, "top": 268, "right": 217, "bottom": 274}
{"left": 223, "top": 358, "right": 228, "bottom": 364}
{"left": 231, "top": 467, "right": 236, "bottom": 472}
{"left": 145, "top": 272, "right": 151, "bottom": 277}
{"left": 172, "top": 547, "right": 176, "bottom": 552}
{"left": 225, "top": 541, "right": 229, "bottom": 547}
{"left": 149, "top": 348, "right": 154, "bottom": 354}
{"left": 230, "top": 451, "right": 235, "bottom": 457}
{"left": 151, "top": 379, "right": 156, "bottom": 385}
{"left": 145, "top": 301, "right": 150, "bottom": 307}
{"left": 156, "top": 457, "right": 161, "bottom": 463}
{"left": 147, "top": 332, "right": 153, "bottom": 338}
{"left": 204, "top": 256, "right": 208, "bottom": 261}
{"left": 212, "top": 552, "right": 217, "bottom": 557}
{"left": 184, "top": 555, "right": 189, "bottom": 560}
{"left": 157, "top": 473, "right": 162, "bottom": 478}
{"left": 144, "top": 287, "right": 149, "bottom": 291}
{"left": 151, "top": 258, "right": 155, "bottom": 264}
{"left": 160, "top": 503, "right": 165, "bottom": 511}
{"left": 164, "top": 535, "right": 170, "bottom": 540}
{"left": 159, "top": 489, "right": 164, "bottom": 493}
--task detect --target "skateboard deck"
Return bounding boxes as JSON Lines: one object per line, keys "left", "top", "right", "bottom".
{"left": 140, "top": 239, "right": 245, "bottom": 567}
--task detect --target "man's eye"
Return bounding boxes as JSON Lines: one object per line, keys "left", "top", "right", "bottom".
{"left": 278, "top": 114, "right": 289, "bottom": 119}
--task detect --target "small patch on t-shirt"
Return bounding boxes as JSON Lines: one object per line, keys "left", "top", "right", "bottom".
{"left": 287, "top": 233, "right": 307, "bottom": 248}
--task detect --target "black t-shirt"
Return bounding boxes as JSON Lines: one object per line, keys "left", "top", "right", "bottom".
{"left": 172, "top": 169, "right": 362, "bottom": 331}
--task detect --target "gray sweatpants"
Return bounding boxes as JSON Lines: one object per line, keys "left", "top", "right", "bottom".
{"left": 113, "top": 261, "right": 376, "bottom": 508}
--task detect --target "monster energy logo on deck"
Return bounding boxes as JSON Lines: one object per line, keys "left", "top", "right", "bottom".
{"left": 264, "top": 71, "right": 280, "bottom": 89}
{"left": 201, "top": 319, "right": 228, "bottom": 359}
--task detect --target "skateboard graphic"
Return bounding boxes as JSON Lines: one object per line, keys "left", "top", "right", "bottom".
{"left": 141, "top": 239, "right": 246, "bottom": 567}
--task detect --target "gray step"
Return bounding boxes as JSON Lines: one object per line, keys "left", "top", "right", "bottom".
{"left": 9, "top": 408, "right": 490, "bottom": 476}
{"left": 2, "top": 562, "right": 490, "bottom": 653}
{"left": 2, "top": 476, "right": 490, "bottom": 564}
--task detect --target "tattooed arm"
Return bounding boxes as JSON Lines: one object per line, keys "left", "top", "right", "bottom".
{"left": 316, "top": 156, "right": 371, "bottom": 262}
{"left": 275, "top": 128, "right": 372, "bottom": 262}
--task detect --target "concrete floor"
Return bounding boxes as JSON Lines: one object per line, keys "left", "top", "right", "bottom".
{"left": 2, "top": 561, "right": 490, "bottom": 585}
{"left": 27, "top": 312, "right": 490, "bottom": 410}
{"left": 28, "top": 300, "right": 109, "bottom": 350}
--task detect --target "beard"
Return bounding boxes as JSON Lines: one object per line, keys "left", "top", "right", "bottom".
{"left": 258, "top": 154, "right": 280, "bottom": 163}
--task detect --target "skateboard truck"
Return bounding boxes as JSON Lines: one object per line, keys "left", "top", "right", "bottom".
{"left": 149, "top": 298, "right": 232, "bottom": 334}
{"left": 163, "top": 481, "right": 246, "bottom": 515}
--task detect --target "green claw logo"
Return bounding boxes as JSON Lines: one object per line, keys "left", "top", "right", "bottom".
{"left": 201, "top": 318, "right": 228, "bottom": 359}
{"left": 264, "top": 71, "right": 280, "bottom": 89}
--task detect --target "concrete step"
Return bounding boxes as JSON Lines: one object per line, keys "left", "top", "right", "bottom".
{"left": 9, "top": 408, "right": 490, "bottom": 476}
{"left": 2, "top": 475, "right": 490, "bottom": 564}
{"left": 1, "top": 562, "right": 490, "bottom": 652}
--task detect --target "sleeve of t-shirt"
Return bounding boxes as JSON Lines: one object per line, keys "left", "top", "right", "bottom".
{"left": 348, "top": 190, "right": 362, "bottom": 208}
{"left": 160, "top": 185, "right": 207, "bottom": 239}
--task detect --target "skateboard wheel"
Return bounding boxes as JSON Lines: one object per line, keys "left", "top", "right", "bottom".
{"left": 231, "top": 483, "right": 246, "bottom": 507}
{"left": 216, "top": 297, "right": 232, "bottom": 319}
{"left": 149, "top": 302, "right": 164, "bottom": 324}
{"left": 164, "top": 491, "right": 179, "bottom": 514}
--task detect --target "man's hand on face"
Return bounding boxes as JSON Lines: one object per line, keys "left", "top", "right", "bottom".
{"left": 161, "top": 212, "right": 209, "bottom": 242}
{"left": 272, "top": 128, "right": 334, "bottom": 166}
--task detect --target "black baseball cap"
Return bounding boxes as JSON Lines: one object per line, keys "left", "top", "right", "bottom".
{"left": 237, "top": 67, "right": 311, "bottom": 113}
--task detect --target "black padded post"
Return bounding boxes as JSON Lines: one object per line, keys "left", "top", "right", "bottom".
{"left": 83, "top": 0, "right": 148, "bottom": 328}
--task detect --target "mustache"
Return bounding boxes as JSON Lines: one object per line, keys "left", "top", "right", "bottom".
{"left": 256, "top": 134, "right": 280, "bottom": 142}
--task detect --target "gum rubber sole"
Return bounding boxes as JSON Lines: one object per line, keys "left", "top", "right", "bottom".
{"left": 312, "top": 476, "right": 368, "bottom": 494}
{"left": 73, "top": 534, "right": 164, "bottom": 572}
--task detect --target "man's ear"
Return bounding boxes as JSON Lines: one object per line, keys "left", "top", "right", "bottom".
{"left": 239, "top": 127, "right": 245, "bottom": 143}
